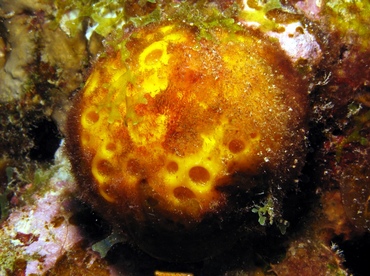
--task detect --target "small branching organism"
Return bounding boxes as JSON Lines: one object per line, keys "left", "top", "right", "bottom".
{"left": 252, "top": 196, "right": 275, "bottom": 226}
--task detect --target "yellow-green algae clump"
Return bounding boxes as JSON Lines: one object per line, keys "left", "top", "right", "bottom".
{"left": 66, "top": 19, "right": 309, "bottom": 261}
{"left": 324, "top": 0, "right": 370, "bottom": 50}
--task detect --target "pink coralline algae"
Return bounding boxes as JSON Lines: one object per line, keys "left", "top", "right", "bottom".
{"left": 0, "top": 148, "right": 83, "bottom": 275}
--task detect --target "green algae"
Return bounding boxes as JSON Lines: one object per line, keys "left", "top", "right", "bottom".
{"left": 324, "top": 0, "right": 370, "bottom": 50}
{"left": 252, "top": 196, "right": 275, "bottom": 226}
{"left": 129, "top": 8, "right": 161, "bottom": 28}
{"left": 336, "top": 103, "right": 370, "bottom": 161}
{"left": 164, "top": 0, "right": 242, "bottom": 40}
{"left": 239, "top": 0, "right": 284, "bottom": 32}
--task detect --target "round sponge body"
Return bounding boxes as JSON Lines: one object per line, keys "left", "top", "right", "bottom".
{"left": 67, "top": 21, "right": 308, "bottom": 262}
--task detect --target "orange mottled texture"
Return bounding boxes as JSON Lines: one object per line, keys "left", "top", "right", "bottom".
{"left": 271, "top": 237, "right": 346, "bottom": 276}
{"left": 66, "top": 21, "right": 309, "bottom": 261}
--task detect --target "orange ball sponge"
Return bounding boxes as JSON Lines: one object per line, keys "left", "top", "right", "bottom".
{"left": 67, "top": 21, "right": 309, "bottom": 261}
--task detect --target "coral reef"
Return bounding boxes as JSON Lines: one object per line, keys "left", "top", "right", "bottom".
{"left": 0, "top": 0, "right": 369, "bottom": 275}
